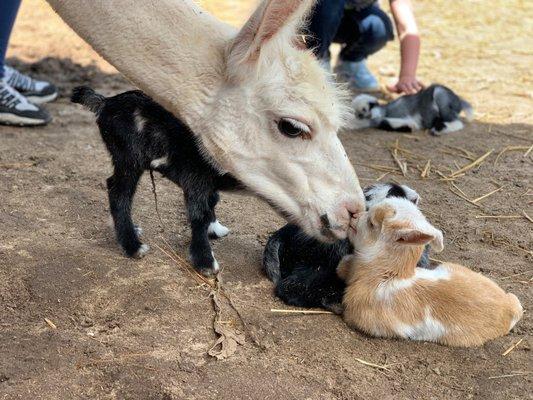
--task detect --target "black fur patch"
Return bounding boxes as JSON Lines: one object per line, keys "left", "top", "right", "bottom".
{"left": 387, "top": 184, "right": 407, "bottom": 199}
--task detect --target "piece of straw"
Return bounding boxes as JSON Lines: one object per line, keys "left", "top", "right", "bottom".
{"left": 354, "top": 357, "right": 390, "bottom": 371}
{"left": 270, "top": 308, "right": 333, "bottom": 315}
{"left": 421, "top": 159, "right": 431, "bottom": 178}
{"left": 44, "top": 318, "right": 57, "bottom": 329}
{"left": 502, "top": 338, "right": 524, "bottom": 356}
{"left": 449, "top": 149, "right": 493, "bottom": 177}
{"left": 472, "top": 187, "right": 503, "bottom": 203}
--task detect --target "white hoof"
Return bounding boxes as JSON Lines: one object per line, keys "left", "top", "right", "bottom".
{"left": 133, "top": 244, "right": 150, "bottom": 258}
{"left": 208, "top": 220, "right": 230, "bottom": 238}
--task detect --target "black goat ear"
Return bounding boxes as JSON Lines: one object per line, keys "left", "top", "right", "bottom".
{"left": 369, "top": 101, "right": 379, "bottom": 110}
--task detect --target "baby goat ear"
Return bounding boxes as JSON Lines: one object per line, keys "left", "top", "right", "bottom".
{"left": 395, "top": 227, "right": 444, "bottom": 252}
{"left": 228, "top": 0, "right": 314, "bottom": 65}
{"left": 395, "top": 229, "right": 435, "bottom": 246}
{"left": 370, "top": 204, "right": 395, "bottom": 227}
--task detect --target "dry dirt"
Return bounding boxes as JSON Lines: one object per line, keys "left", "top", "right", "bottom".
{"left": 1, "top": 1, "right": 532, "bottom": 399}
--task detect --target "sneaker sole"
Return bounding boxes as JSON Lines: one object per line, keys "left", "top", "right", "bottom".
{"left": 26, "top": 92, "right": 59, "bottom": 104}
{"left": 0, "top": 112, "right": 49, "bottom": 126}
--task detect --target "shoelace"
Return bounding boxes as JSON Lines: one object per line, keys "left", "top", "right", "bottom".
{"left": 0, "top": 83, "right": 28, "bottom": 108}
{"left": 4, "top": 66, "right": 36, "bottom": 92}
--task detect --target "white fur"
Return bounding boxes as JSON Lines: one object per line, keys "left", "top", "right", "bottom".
{"left": 441, "top": 119, "right": 464, "bottom": 133}
{"left": 133, "top": 244, "right": 150, "bottom": 258}
{"left": 211, "top": 252, "right": 220, "bottom": 273}
{"left": 134, "top": 109, "right": 146, "bottom": 132}
{"left": 376, "top": 265, "right": 450, "bottom": 301}
{"left": 46, "top": 0, "right": 365, "bottom": 241}
{"left": 382, "top": 115, "right": 422, "bottom": 131}
{"left": 150, "top": 156, "right": 169, "bottom": 169}
{"left": 395, "top": 307, "right": 447, "bottom": 341}
{"left": 208, "top": 220, "right": 230, "bottom": 238}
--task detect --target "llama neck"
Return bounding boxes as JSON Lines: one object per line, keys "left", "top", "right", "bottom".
{"left": 357, "top": 244, "right": 424, "bottom": 281}
{"left": 47, "top": 0, "right": 233, "bottom": 133}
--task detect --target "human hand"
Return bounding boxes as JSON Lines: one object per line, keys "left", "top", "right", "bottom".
{"left": 387, "top": 76, "right": 424, "bottom": 94}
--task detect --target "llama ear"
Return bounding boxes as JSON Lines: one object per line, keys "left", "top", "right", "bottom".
{"left": 229, "top": 0, "right": 314, "bottom": 65}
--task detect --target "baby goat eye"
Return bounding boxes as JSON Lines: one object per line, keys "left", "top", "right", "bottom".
{"left": 277, "top": 118, "right": 311, "bottom": 139}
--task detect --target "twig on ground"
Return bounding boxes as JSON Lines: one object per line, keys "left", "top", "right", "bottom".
{"left": 44, "top": 318, "right": 57, "bottom": 329}
{"left": 421, "top": 159, "right": 431, "bottom": 178}
{"left": 472, "top": 187, "right": 503, "bottom": 203}
{"left": 488, "top": 371, "right": 531, "bottom": 380}
{"left": 522, "top": 211, "right": 533, "bottom": 224}
{"left": 475, "top": 215, "right": 522, "bottom": 219}
{"left": 270, "top": 309, "right": 334, "bottom": 315}
{"left": 449, "top": 149, "right": 493, "bottom": 177}
{"left": 495, "top": 145, "right": 531, "bottom": 165}
{"left": 354, "top": 357, "right": 390, "bottom": 371}
{"left": 502, "top": 338, "right": 524, "bottom": 356}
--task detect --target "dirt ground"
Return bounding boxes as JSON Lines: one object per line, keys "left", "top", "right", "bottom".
{"left": 1, "top": 1, "right": 531, "bottom": 399}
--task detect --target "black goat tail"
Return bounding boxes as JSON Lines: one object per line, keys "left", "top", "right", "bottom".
{"left": 263, "top": 233, "right": 283, "bottom": 284}
{"left": 71, "top": 86, "right": 106, "bottom": 115}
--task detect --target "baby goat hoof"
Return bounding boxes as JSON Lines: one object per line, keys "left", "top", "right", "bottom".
{"left": 191, "top": 254, "right": 220, "bottom": 277}
{"left": 133, "top": 243, "right": 150, "bottom": 259}
{"left": 207, "top": 220, "right": 230, "bottom": 239}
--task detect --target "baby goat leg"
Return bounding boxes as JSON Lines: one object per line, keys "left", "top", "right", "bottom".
{"left": 185, "top": 191, "right": 219, "bottom": 276}
{"left": 106, "top": 170, "right": 147, "bottom": 258}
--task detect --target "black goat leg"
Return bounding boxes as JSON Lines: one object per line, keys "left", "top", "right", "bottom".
{"left": 185, "top": 190, "right": 219, "bottom": 276}
{"left": 206, "top": 192, "right": 230, "bottom": 239}
{"left": 106, "top": 169, "right": 146, "bottom": 258}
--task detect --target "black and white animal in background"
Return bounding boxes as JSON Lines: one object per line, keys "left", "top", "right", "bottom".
{"left": 351, "top": 84, "right": 473, "bottom": 135}
{"left": 263, "top": 183, "right": 430, "bottom": 313}
{"left": 71, "top": 87, "right": 244, "bottom": 276}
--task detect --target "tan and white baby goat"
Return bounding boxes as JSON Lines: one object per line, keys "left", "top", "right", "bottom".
{"left": 337, "top": 197, "right": 523, "bottom": 347}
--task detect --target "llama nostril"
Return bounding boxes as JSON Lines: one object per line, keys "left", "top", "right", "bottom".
{"left": 319, "top": 213, "right": 331, "bottom": 230}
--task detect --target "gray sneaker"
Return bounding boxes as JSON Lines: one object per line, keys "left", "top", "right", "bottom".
{"left": 0, "top": 81, "right": 51, "bottom": 126}
{"left": 3, "top": 65, "right": 58, "bottom": 104}
{"left": 334, "top": 59, "right": 380, "bottom": 92}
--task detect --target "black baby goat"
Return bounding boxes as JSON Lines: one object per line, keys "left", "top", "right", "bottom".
{"left": 72, "top": 87, "right": 242, "bottom": 276}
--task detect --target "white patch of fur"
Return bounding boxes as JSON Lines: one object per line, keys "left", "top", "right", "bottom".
{"left": 352, "top": 94, "right": 379, "bottom": 119}
{"left": 150, "top": 156, "right": 169, "bottom": 169}
{"left": 133, "top": 109, "right": 146, "bottom": 132}
{"left": 365, "top": 184, "right": 392, "bottom": 208}
{"left": 208, "top": 220, "right": 230, "bottom": 238}
{"left": 432, "top": 119, "right": 464, "bottom": 135}
{"left": 133, "top": 244, "right": 150, "bottom": 258}
{"left": 376, "top": 265, "right": 450, "bottom": 301}
{"left": 211, "top": 251, "right": 220, "bottom": 272}
{"left": 383, "top": 115, "right": 422, "bottom": 131}
{"left": 442, "top": 119, "right": 464, "bottom": 133}
{"left": 395, "top": 307, "right": 447, "bottom": 341}
{"left": 401, "top": 185, "right": 420, "bottom": 205}
{"left": 134, "top": 225, "right": 143, "bottom": 236}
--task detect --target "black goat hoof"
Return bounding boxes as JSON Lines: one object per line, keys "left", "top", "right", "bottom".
{"left": 191, "top": 254, "right": 220, "bottom": 277}
{"left": 132, "top": 243, "right": 150, "bottom": 258}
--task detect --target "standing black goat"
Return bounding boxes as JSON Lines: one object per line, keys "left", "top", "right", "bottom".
{"left": 72, "top": 87, "right": 243, "bottom": 276}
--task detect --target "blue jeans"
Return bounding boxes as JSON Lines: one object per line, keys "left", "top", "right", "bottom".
{"left": 307, "top": 0, "right": 394, "bottom": 62}
{"left": 0, "top": 0, "right": 22, "bottom": 78}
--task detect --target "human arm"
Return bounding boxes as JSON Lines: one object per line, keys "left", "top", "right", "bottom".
{"left": 386, "top": 0, "right": 423, "bottom": 94}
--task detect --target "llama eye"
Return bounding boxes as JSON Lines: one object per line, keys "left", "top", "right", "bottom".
{"left": 277, "top": 118, "right": 311, "bottom": 139}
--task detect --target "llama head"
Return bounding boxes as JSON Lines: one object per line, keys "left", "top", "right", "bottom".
{"left": 204, "top": 0, "right": 365, "bottom": 241}
{"left": 349, "top": 197, "right": 444, "bottom": 255}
